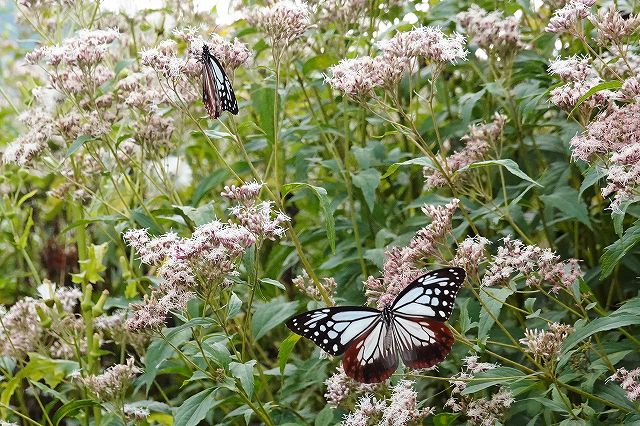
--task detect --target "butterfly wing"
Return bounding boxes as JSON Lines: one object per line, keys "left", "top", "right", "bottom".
{"left": 391, "top": 267, "right": 466, "bottom": 321}
{"left": 202, "top": 49, "right": 238, "bottom": 118}
{"left": 390, "top": 268, "right": 465, "bottom": 369}
{"left": 342, "top": 319, "right": 399, "bottom": 383}
{"left": 393, "top": 315, "right": 454, "bottom": 369}
{"left": 202, "top": 58, "right": 221, "bottom": 119}
{"left": 286, "top": 307, "right": 381, "bottom": 356}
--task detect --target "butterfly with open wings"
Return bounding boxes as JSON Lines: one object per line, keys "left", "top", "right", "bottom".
{"left": 201, "top": 44, "right": 238, "bottom": 119}
{"left": 286, "top": 267, "right": 465, "bottom": 383}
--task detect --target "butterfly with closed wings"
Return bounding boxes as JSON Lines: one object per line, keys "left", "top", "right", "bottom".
{"left": 201, "top": 44, "right": 238, "bottom": 119}
{"left": 286, "top": 267, "right": 465, "bottom": 383}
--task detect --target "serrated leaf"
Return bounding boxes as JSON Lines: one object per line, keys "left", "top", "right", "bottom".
{"left": 569, "top": 80, "right": 622, "bottom": 116}
{"left": 352, "top": 168, "right": 381, "bottom": 212}
{"left": 562, "top": 313, "right": 640, "bottom": 353}
{"left": 381, "top": 156, "right": 432, "bottom": 179}
{"left": 600, "top": 221, "right": 640, "bottom": 278}
{"left": 252, "top": 299, "right": 298, "bottom": 340}
{"left": 229, "top": 361, "right": 256, "bottom": 399}
{"left": 541, "top": 186, "right": 592, "bottom": 229}
{"left": 173, "top": 389, "right": 219, "bottom": 426}
{"left": 458, "top": 159, "right": 542, "bottom": 187}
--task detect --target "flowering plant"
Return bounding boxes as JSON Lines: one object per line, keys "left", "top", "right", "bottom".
{"left": 0, "top": 0, "right": 639, "bottom": 424}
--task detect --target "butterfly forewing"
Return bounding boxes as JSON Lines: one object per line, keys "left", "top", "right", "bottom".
{"left": 285, "top": 307, "right": 380, "bottom": 355}
{"left": 391, "top": 267, "right": 465, "bottom": 321}
{"left": 343, "top": 320, "right": 399, "bottom": 383}
{"left": 201, "top": 46, "right": 238, "bottom": 119}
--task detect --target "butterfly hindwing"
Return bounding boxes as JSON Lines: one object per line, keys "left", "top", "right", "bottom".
{"left": 201, "top": 45, "right": 238, "bottom": 119}
{"left": 343, "top": 320, "right": 399, "bottom": 383}
{"left": 391, "top": 267, "right": 466, "bottom": 321}
{"left": 393, "top": 315, "right": 454, "bottom": 369}
{"left": 285, "top": 307, "right": 380, "bottom": 355}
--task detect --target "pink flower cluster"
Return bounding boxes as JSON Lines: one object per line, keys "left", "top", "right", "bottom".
{"left": 324, "top": 365, "right": 379, "bottom": 407}
{"left": 424, "top": 113, "right": 505, "bottom": 188}
{"left": 589, "top": 6, "right": 640, "bottom": 45}
{"left": 124, "top": 182, "right": 289, "bottom": 330}
{"left": 453, "top": 236, "right": 490, "bottom": 277}
{"left": 608, "top": 367, "right": 640, "bottom": 402}
{"left": 545, "top": 0, "right": 596, "bottom": 34}
{"left": 548, "top": 56, "right": 614, "bottom": 115}
{"left": 365, "top": 199, "right": 459, "bottom": 308}
{"left": 246, "top": 1, "right": 312, "bottom": 46}
{"left": 26, "top": 28, "right": 121, "bottom": 67}
{"left": 342, "top": 380, "right": 433, "bottom": 426}
{"left": 519, "top": 322, "right": 574, "bottom": 359}
{"left": 123, "top": 222, "right": 256, "bottom": 330}
{"left": 326, "top": 27, "right": 466, "bottom": 98}
{"left": 446, "top": 356, "right": 513, "bottom": 425}
{"left": 3, "top": 108, "right": 55, "bottom": 166}
{"left": 570, "top": 101, "right": 640, "bottom": 211}
{"left": 457, "top": 5, "right": 522, "bottom": 58}
{"left": 292, "top": 271, "right": 337, "bottom": 304}
{"left": 482, "top": 236, "right": 582, "bottom": 292}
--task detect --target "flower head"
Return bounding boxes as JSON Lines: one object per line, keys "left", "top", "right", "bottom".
{"left": 246, "top": 1, "right": 311, "bottom": 46}
{"left": 519, "top": 322, "right": 574, "bottom": 359}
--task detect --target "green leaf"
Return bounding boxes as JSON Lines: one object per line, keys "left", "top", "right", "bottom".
{"left": 229, "top": 361, "right": 256, "bottom": 399}
{"left": 281, "top": 182, "right": 336, "bottom": 253}
{"left": 303, "top": 54, "right": 337, "bottom": 74}
{"left": 432, "top": 413, "right": 461, "bottom": 426}
{"left": 131, "top": 210, "right": 163, "bottom": 235}
{"left": 600, "top": 221, "right": 640, "bottom": 278}
{"left": 478, "top": 287, "right": 514, "bottom": 340}
{"left": 201, "top": 341, "right": 232, "bottom": 369}
{"left": 278, "top": 334, "right": 301, "bottom": 375}
{"left": 562, "top": 313, "right": 640, "bottom": 353}
{"left": 540, "top": 187, "right": 592, "bottom": 229}
{"left": 579, "top": 165, "right": 606, "bottom": 197}
{"left": 66, "top": 135, "right": 97, "bottom": 157}
{"left": 260, "top": 278, "right": 286, "bottom": 290}
{"left": 352, "top": 168, "right": 381, "bottom": 212}
{"left": 381, "top": 157, "right": 432, "bottom": 179}
{"left": 315, "top": 406, "right": 336, "bottom": 426}
{"left": 164, "top": 317, "right": 218, "bottom": 340}
{"left": 458, "top": 159, "right": 542, "bottom": 187}
{"left": 173, "top": 389, "right": 219, "bottom": 426}
{"left": 569, "top": 80, "right": 622, "bottom": 116}
{"left": 251, "top": 85, "right": 278, "bottom": 144}
{"left": 227, "top": 292, "right": 242, "bottom": 319}
{"left": 459, "top": 88, "right": 486, "bottom": 123}
{"left": 1, "top": 354, "right": 78, "bottom": 412}
{"left": 191, "top": 169, "right": 228, "bottom": 205}
{"left": 252, "top": 299, "right": 298, "bottom": 340}
{"left": 460, "top": 367, "right": 527, "bottom": 395}
{"left": 53, "top": 400, "right": 101, "bottom": 426}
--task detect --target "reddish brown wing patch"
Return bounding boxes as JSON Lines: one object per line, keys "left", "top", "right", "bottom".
{"left": 202, "top": 62, "right": 221, "bottom": 119}
{"left": 342, "top": 321, "right": 399, "bottom": 384}
{"left": 395, "top": 317, "right": 454, "bottom": 369}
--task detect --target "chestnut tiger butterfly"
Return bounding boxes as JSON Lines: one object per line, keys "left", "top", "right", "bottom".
{"left": 286, "top": 267, "right": 465, "bottom": 383}
{"left": 201, "top": 44, "right": 238, "bottom": 119}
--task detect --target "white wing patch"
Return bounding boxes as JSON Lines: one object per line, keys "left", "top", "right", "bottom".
{"left": 286, "top": 308, "right": 381, "bottom": 355}
{"left": 391, "top": 268, "right": 465, "bottom": 321}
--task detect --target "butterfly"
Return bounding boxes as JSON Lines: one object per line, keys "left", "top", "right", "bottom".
{"left": 286, "top": 267, "right": 465, "bottom": 383}
{"left": 201, "top": 44, "right": 238, "bottom": 119}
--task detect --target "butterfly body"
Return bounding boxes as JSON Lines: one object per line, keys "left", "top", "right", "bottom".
{"left": 201, "top": 45, "right": 238, "bottom": 119}
{"left": 286, "top": 267, "right": 465, "bottom": 383}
